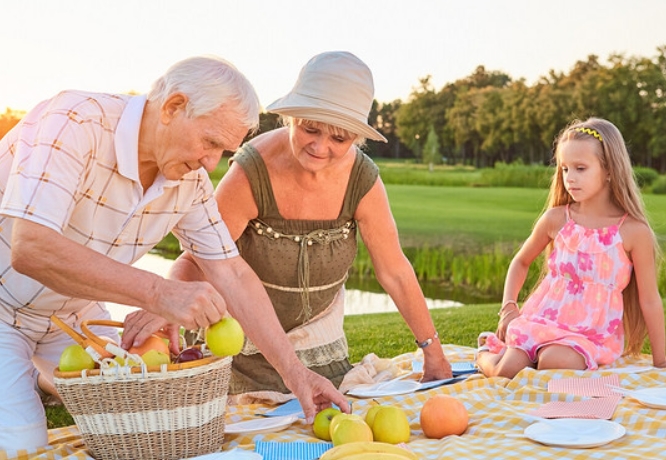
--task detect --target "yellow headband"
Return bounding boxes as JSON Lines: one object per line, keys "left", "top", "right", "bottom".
{"left": 573, "top": 127, "right": 603, "bottom": 142}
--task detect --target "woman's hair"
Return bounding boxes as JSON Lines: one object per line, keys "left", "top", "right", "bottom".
{"left": 148, "top": 55, "right": 260, "bottom": 130}
{"left": 544, "top": 117, "right": 660, "bottom": 355}
{"left": 283, "top": 116, "right": 366, "bottom": 146}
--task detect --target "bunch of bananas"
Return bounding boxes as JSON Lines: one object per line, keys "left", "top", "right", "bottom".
{"left": 319, "top": 441, "right": 418, "bottom": 460}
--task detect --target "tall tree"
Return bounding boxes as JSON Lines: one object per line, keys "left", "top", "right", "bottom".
{"left": 422, "top": 124, "right": 442, "bottom": 171}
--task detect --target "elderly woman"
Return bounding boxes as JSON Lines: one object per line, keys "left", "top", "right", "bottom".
{"left": 170, "top": 51, "right": 453, "bottom": 404}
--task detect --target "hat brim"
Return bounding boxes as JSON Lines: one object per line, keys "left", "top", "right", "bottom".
{"left": 266, "top": 100, "right": 387, "bottom": 143}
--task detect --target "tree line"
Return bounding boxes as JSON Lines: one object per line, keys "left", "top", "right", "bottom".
{"left": 367, "top": 45, "right": 666, "bottom": 172}
{"left": 3, "top": 45, "right": 666, "bottom": 172}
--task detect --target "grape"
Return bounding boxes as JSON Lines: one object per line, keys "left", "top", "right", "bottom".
{"left": 175, "top": 347, "right": 204, "bottom": 363}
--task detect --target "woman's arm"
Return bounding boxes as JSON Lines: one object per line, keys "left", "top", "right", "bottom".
{"left": 355, "top": 177, "right": 452, "bottom": 380}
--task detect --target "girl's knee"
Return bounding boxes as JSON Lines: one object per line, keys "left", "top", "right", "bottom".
{"left": 537, "top": 345, "right": 587, "bottom": 370}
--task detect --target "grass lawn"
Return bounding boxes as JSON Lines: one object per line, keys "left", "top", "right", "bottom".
{"left": 385, "top": 185, "right": 547, "bottom": 249}
{"left": 385, "top": 184, "right": 666, "bottom": 250}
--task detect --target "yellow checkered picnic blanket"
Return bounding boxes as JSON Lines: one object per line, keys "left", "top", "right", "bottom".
{"left": 3, "top": 344, "right": 665, "bottom": 460}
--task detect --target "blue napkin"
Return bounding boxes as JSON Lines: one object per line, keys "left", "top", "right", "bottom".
{"left": 255, "top": 441, "right": 332, "bottom": 460}
{"left": 261, "top": 399, "right": 305, "bottom": 418}
{"left": 261, "top": 400, "right": 348, "bottom": 419}
{"left": 451, "top": 361, "right": 477, "bottom": 375}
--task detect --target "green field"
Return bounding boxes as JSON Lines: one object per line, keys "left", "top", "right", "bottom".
{"left": 386, "top": 185, "right": 548, "bottom": 249}
{"left": 385, "top": 184, "right": 666, "bottom": 249}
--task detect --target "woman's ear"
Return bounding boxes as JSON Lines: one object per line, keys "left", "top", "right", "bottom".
{"left": 160, "top": 93, "right": 188, "bottom": 124}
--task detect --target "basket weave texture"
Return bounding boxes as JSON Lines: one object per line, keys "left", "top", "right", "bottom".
{"left": 52, "top": 318, "right": 232, "bottom": 460}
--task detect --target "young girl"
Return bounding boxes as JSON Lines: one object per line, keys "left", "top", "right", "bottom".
{"left": 476, "top": 117, "right": 666, "bottom": 378}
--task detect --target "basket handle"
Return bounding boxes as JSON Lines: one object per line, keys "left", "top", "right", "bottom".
{"left": 50, "top": 315, "right": 88, "bottom": 346}
{"left": 50, "top": 315, "right": 117, "bottom": 361}
{"left": 80, "top": 319, "right": 124, "bottom": 349}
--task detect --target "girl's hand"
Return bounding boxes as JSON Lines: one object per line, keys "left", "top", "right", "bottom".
{"left": 653, "top": 359, "right": 666, "bottom": 368}
{"left": 496, "top": 310, "right": 520, "bottom": 342}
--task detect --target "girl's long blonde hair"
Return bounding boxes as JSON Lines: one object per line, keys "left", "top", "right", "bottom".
{"left": 546, "top": 117, "right": 660, "bottom": 355}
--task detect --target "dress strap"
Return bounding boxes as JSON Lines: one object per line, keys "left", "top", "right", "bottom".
{"left": 617, "top": 213, "right": 629, "bottom": 228}
{"left": 565, "top": 203, "right": 571, "bottom": 220}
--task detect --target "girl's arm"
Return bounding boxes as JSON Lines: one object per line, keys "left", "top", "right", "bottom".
{"left": 356, "top": 177, "right": 452, "bottom": 381}
{"left": 497, "top": 207, "right": 562, "bottom": 340}
{"left": 624, "top": 220, "right": 666, "bottom": 367}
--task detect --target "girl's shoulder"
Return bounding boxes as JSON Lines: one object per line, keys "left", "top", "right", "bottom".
{"left": 619, "top": 215, "right": 655, "bottom": 251}
{"left": 539, "top": 206, "right": 569, "bottom": 238}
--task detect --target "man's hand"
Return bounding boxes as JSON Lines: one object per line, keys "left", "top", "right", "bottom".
{"left": 149, "top": 278, "right": 228, "bottom": 330}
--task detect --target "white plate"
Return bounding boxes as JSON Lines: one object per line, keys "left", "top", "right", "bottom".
{"left": 416, "top": 375, "right": 468, "bottom": 391}
{"left": 524, "top": 419, "right": 625, "bottom": 448}
{"left": 224, "top": 414, "right": 299, "bottom": 435}
{"left": 347, "top": 379, "right": 422, "bottom": 398}
{"left": 625, "top": 388, "right": 666, "bottom": 409}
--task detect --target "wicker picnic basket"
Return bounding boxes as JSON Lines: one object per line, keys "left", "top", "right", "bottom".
{"left": 52, "top": 318, "right": 232, "bottom": 460}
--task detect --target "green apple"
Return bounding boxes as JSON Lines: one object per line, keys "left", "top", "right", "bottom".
{"left": 371, "top": 405, "right": 411, "bottom": 444}
{"left": 59, "top": 344, "right": 96, "bottom": 372}
{"left": 313, "top": 407, "right": 342, "bottom": 441}
{"left": 364, "top": 404, "right": 386, "bottom": 430}
{"left": 141, "top": 349, "right": 171, "bottom": 366}
{"left": 330, "top": 418, "right": 374, "bottom": 446}
{"left": 329, "top": 413, "right": 364, "bottom": 440}
{"left": 206, "top": 316, "right": 245, "bottom": 357}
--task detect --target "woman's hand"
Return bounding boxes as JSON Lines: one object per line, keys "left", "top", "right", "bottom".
{"left": 121, "top": 309, "right": 182, "bottom": 356}
{"left": 421, "top": 346, "right": 453, "bottom": 381}
{"left": 653, "top": 359, "right": 666, "bottom": 368}
{"left": 281, "top": 366, "right": 350, "bottom": 424}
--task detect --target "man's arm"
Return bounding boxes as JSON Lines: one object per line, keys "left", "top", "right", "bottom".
{"left": 194, "top": 255, "right": 351, "bottom": 422}
{"left": 11, "top": 219, "right": 226, "bottom": 330}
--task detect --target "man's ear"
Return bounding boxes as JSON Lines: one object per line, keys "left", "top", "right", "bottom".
{"left": 161, "top": 93, "right": 188, "bottom": 124}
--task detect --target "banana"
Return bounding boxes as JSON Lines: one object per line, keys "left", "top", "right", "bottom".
{"left": 345, "top": 454, "right": 412, "bottom": 459}
{"left": 319, "top": 441, "right": 418, "bottom": 460}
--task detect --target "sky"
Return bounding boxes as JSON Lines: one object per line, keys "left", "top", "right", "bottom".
{"left": 2, "top": 1, "right": 666, "bottom": 113}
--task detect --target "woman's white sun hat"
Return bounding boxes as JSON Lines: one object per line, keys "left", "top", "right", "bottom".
{"left": 266, "top": 51, "right": 387, "bottom": 142}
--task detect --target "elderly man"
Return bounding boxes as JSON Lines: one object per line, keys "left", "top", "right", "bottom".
{"left": 0, "top": 55, "right": 348, "bottom": 451}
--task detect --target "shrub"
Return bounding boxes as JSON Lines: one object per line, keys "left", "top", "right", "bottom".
{"left": 479, "top": 162, "right": 552, "bottom": 189}
{"left": 651, "top": 176, "right": 666, "bottom": 195}
{"left": 634, "top": 167, "right": 659, "bottom": 189}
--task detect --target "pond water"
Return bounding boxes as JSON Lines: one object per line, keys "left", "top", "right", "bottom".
{"left": 106, "top": 253, "right": 469, "bottom": 322}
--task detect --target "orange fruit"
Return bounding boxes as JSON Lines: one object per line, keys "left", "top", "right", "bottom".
{"left": 128, "top": 335, "right": 170, "bottom": 357}
{"left": 420, "top": 395, "right": 469, "bottom": 438}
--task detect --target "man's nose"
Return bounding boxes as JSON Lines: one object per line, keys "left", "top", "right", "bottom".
{"left": 200, "top": 153, "right": 222, "bottom": 172}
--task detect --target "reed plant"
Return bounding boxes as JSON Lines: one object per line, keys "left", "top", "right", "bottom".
{"left": 352, "top": 243, "right": 544, "bottom": 299}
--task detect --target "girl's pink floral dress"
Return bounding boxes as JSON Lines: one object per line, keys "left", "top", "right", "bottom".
{"left": 486, "top": 205, "right": 632, "bottom": 369}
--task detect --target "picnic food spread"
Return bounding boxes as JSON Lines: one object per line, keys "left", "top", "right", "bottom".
{"left": 6, "top": 344, "right": 666, "bottom": 460}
